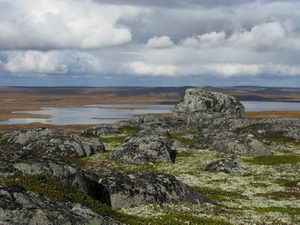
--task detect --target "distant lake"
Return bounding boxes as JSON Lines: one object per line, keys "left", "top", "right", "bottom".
{"left": 0, "top": 102, "right": 299, "bottom": 125}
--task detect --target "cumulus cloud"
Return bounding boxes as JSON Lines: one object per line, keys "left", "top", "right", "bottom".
{"left": 146, "top": 36, "right": 174, "bottom": 48}
{"left": 1, "top": 0, "right": 300, "bottom": 86}
{"left": 0, "top": 51, "right": 67, "bottom": 74}
{"left": 0, "top": 0, "right": 145, "bottom": 50}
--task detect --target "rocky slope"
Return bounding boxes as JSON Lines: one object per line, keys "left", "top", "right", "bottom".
{"left": 0, "top": 88, "right": 299, "bottom": 225}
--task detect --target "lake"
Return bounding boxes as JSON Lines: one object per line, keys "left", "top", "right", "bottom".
{"left": 0, "top": 101, "right": 299, "bottom": 125}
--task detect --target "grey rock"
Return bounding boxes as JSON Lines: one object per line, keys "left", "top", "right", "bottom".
{"left": 87, "top": 169, "right": 208, "bottom": 209}
{"left": 174, "top": 88, "right": 245, "bottom": 124}
{"left": 0, "top": 186, "right": 122, "bottom": 225}
{"left": 110, "top": 134, "right": 176, "bottom": 164}
{"left": 192, "top": 132, "right": 272, "bottom": 157}
{"left": 0, "top": 128, "right": 105, "bottom": 160}
{"left": 81, "top": 124, "right": 122, "bottom": 137}
{"left": 121, "top": 114, "right": 187, "bottom": 133}
{"left": 203, "top": 157, "right": 250, "bottom": 176}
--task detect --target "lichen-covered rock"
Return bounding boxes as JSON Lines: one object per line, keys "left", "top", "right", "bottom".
{"left": 120, "top": 114, "right": 187, "bottom": 133}
{"left": 81, "top": 124, "right": 122, "bottom": 137}
{"left": 110, "top": 134, "right": 176, "bottom": 164}
{"left": 87, "top": 169, "right": 208, "bottom": 209}
{"left": 192, "top": 132, "right": 272, "bottom": 157}
{"left": 174, "top": 88, "right": 245, "bottom": 123}
{"left": 0, "top": 159, "right": 98, "bottom": 196}
{"left": 0, "top": 128, "right": 105, "bottom": 159}
{"left": 203, "top": 157, "right": 250, "bottom": 176}
{"left": 0, "top": 186, "right": 122, "bottom": 225}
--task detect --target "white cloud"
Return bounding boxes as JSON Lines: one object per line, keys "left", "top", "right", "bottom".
{"left": 1, "top": 51, "right": 67, "bottom": 74}
{"left": 146, "top": 36, "right": 175, "bottom": 48}
{"left": 0, "top": 0, "right": 146, "bottom": 50}
{"left": 126, "top": 61, "right": 300, "bottom": 77}
{"left": 182, "top": 32, "right": 226, "bottom": 48}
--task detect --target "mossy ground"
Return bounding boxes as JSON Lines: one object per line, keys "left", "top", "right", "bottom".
{"left": 2, "top": 127, "right": 300, "bottom": 225}
{"left": 72, "top": 135, "right": 300, "bottom": 225}
{"left": 168, "top": 130, "right": 196, "bottom": 146}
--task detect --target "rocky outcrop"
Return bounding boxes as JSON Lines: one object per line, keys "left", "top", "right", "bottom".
{"left": 203, "top": 157, "right": 250, "bottom": 176}
{"left": 110, "top": 134, "right": 176, "bottom": 164}
{"left": 81, "top": 124, "right": 122, "bottom": 137}
{"left": 87, "top": 169, "right": 208, "bottom": 209}
{"left": 119, "top": 114, "right": 187, "bottom": 133}
{"left": 174, "top": 88, "right": 245, "bottom": 124}
{"left": 0, "top": 128, "right": 105, "bottom": 160}
{"left": 0, "top": 186, "right": 122, "bottom": 225}
{"left": 192, "top": 132, "right": 272, "bottom": 157}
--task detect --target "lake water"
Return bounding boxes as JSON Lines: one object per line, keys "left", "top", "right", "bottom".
{"left": 0, "top": 101, "right": 299, "bottom": 125}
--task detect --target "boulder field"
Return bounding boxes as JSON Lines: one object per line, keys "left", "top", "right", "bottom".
{"left": 0, "top": 88, "right": 299, "bottom": 225}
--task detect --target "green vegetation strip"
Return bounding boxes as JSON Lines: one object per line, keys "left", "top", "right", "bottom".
{"left": 1, "top": 175, "right": 232, "bottom": 225}
{"left": 254, "top": 207, "right": 300, "bottom": 215}
{"left": 263, "top": 132, "right": 299, "bottom": 145}
{"left": 244, "top": 154, "right": 300, "bottom": 165}
{"left": 275, "top": 178, "right": 300, "bottom": 187}
{"left": 118, "top": 126, "right": 141, "bottom": 135}
{"left": 99, "top": 135, "right": 127, "bottom": 143}
{"left": 193, "top": 186, "right": 247, "bottom": 203}
{"left": 169, "top": 131, "right": 196, "bottom": 146}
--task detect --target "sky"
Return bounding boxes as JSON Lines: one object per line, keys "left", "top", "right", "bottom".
{"left": 0, "top": 0, "right": 300, "bottom": 87}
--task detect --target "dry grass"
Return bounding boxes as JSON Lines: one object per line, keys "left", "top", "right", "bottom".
{"left": 0, "top": 123, "right": 94, "bottom": 135}
{"left": 246, "top": 111, "right": 300, "bottom": 119}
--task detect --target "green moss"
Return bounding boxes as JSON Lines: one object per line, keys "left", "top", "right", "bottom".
{"left": 255, "top": 191, "right": 294, "bottom": 200}
{"left": 193, "top": 186, "right": 247, "bottom": 203}
{"left": 169, "top": 131, "right": 196, "bottom": 146}
{"left": 249, "top": 182, "right": 270, "bottom": 188}
{"left": 263, "top": 132, "right": 299, "bottom": 145}
{"left": 176, "top": 151, "right": 194, "bottom": 157}
{"left": 244, "top": 154, "right": 300, "bottom": 165}
{"left": 233, "top": 123, "right": 271, "bottom": 134}
{"left": 79, "top": 133, "right": 99, "bottom": 138}
{"left": 254, "top": 207, "right": 300, "bottom": 215}
{"left": 275, "top": 178, "right": 300, "bottom": 187}
{"left": 118, "top": 126, "right": 141, "bottom": 135}
{"left": 99, "top": 135, "right": 127, "bottom": 143}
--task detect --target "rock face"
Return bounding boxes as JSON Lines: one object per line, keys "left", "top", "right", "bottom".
{"left": 110, "top": 134, "right": 176, "bottom": 164}
{"left": 0, "top": 186, "right": 122, "bottom": 225}
{"left": 81, "top": 124, "right": 122, "bottom": 137}
{"left": 118, "top": 114, "right": 188, "bottom": 134}
{"left": 192, "top": 132, "right": 271, "bottom": 157}
{"left": 203, "top": 157, "right": 250, "bottom": 176}
{"left": 174, "top": 88, "right": 245, "bottom": 123}
{"left": 87, "top": 169, "right": 208, "bottom": 209}
{"left": 0, "top": 128, "right": 105, "bottom": 159}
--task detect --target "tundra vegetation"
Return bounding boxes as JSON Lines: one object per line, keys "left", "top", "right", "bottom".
{"left": 0, "top": 88, "right": 299, "bottom": 225}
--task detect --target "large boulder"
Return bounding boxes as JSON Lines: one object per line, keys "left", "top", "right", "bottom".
{"left": 203, "top": 157, "right": 250, "bottom": 176}
{"left": 192, "top": 132, "right": 272, "bottom": 157}
{"left": 174, "top": 88, "right": 245, "bottom": 123}
{"left": 0, "top": 186, "right": 122, "bottom": 225}
{"left": 87, "top": 169, "right": 208, "bottom": 209}
{"left": 0, "top": 128, "right": 105, "bottom": 160}
{"left": 110, "top": 134, "right": 176, "bottom": 164}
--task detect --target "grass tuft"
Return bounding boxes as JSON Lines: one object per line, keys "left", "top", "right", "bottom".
{"left": 118, "top": 126, "right": 141, "bottom": 135}
{"left": 169, "top": 131, "right": 196, "bottom": 146}
{"left": 244, "top": 154, "right": 300, "bottom": 165}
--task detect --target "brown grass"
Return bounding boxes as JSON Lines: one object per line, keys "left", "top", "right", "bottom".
{"left": 246, "top": 111, "right": 300, "bottom": 119}
{"left": 0, "top": 123, "right": 94, "bottom": 135}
